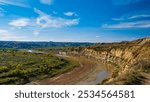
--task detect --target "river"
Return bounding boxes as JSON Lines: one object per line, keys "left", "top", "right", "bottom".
{"left": 27, "top": 50, "right": 111, "bottom": 85}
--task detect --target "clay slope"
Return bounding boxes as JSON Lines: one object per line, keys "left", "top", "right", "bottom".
{"left": 70, "top": 37, "right": 150, "bottom": 84}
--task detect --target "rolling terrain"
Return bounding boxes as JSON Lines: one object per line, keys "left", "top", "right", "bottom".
{"left": 0, "top": 37, "right": 150, "bottom": 85}
{"left": 0, "top": 41, "right": 93, "bottom": 49}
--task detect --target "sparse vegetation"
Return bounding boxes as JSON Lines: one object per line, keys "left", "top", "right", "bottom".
{"left": 124, "top": 72, "right": 144, "bottom": 85}
{"left": 0, "top": 37, "right": 150, "bottom": 85}
{"left": 112, "top": 68, "right": 120, "bottom": 78}
{"left": 70, "top": 37, "right": 150, "bottom": 85}
{"left": 0, "top": 49, "right": 78, "bottom": 84}
{"left": 0, "top": 41, "right": 93, "bottom": 49}
{"left": 136, "top": 60, "right": 150, "bottom": 73}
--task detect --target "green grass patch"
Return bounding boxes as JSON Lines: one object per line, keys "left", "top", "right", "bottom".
{"left": 0, "top": 49, "right": 78, "bottom": 84}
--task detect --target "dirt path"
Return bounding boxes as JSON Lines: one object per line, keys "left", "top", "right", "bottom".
{"left": 29, "top": 55, "right": 111, "bottom": 85}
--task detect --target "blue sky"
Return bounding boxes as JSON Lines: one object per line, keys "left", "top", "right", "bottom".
{"left": 0, "top": 0, "right": 150, "bottom": 42}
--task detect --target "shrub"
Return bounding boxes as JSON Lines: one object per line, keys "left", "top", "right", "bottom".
{"left": 112, "top": 68, "right": 119, "bottom": 78}
{"left": 0, "top": 66, "right": 9, "bottom": 73}
{"left": 124, "top": 72, "right": 144, "bottom": 85}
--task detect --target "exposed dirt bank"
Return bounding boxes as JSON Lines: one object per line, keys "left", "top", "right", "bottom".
{"left": 29, "top": 56, "right": 111, "bottom": 85}
{"left": 67, "top": 37, "right": 150, "bottom": 84}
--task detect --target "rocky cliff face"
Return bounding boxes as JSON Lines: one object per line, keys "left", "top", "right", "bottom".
{"left": 70, "top": 37, "right": 150, "bottom": 84}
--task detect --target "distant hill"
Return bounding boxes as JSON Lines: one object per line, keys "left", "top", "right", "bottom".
{"left": 0, "top": 41, "right": 94, "bottom": 49}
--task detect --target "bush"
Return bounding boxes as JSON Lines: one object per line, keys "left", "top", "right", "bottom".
{"left": 135, "top": 60, "right": 150, "bottom": 72}
{"left": 112, "top": 68, "right": 119, "bottom": 78}
{"left": 0, "top": 49, "right": 79, "bottom": 84}
{"left": 124, "top": 72, "right": 144, "bottom": 85}
{"left": 0, "top": 77, "right": 20, "bottom": 84}
{"left": 0, "top": 66, "right": 9, "bottom": 73}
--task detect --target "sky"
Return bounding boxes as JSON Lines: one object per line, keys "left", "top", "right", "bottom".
{"left": 0, "top": 0, "right": 150, "bottom": 42}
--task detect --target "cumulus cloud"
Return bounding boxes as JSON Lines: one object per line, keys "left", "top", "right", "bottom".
{"left": 0, "top": 0, "right": 30, "bottom": 8}
{"left": 36, "top": 16, "right": 79, "bottom": 28}
{"left": 8, "top": 8, "right": 80, "bottom": 36}
{"left": 34, "top": 8, "right": 79, "bottom": 28}
{"left": 40, "top": 0, "right": 53, "bottom": 5}
{"left": 103, "top": 21, "right": 150, "bottom": 29}
{"left": 9, "top": 18, "right": 30, "bottom": 27}
{"left": 64, "top": 12, "right": 77, "bottom": 17}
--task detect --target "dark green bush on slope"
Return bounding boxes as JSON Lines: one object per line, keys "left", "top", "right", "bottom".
{"left": 0, "top": 49, "right": 78, "bottom": 84}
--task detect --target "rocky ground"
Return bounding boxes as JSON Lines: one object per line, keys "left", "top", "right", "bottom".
{"left": 67, "top": 37, "right": 150, "bottom": 85}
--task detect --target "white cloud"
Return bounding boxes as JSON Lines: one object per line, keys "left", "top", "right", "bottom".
{"left": 0, "top": 0, "right": 30, "bottom": 8}
{"left": 7, "top": 8, "right": 79, "bottom": 37}
{"left": 8, "top": 8, "right": 80, "bottom": 37}
{"left": 128, "top": 15, "right": 150, "bottom": 19}
{"left": 113, "top": 14, "right": 150, "bottom": 21}
{"left": 0, "top": 33, "right": 24, "bottom": 40}
{"left": 9, "top": 18, "right": 30, "bottom": 27}
{"left": 33, "top": 30, "right": 40, "bottom": 37}
{"left": 9, "top": 9, "right": 79, "bottom": 29}
{"left": 40, "top": 0, "right": 53, "bottom": 5}
{"left": 96, "top": 36, "right": 100, "bottom": 38}
{"left": 103, "top": 21, "right": 150, "bottom": 29}
{"left": 0, "top": 29, "right": 25, "bottom": 40}
{"left": 64, "top": 12, "right": 76, "bottom": 17}
{"left": 0, "top": 29, "right": 8, "bottom": 33}
{"left": 34, "top": 8, "right": 45, "bottom": 16}
{"left": 110, "top": 13, "right": 150, "bottom": 29}
{"left": 35, "top": 8, "right": 79, "bottom": 28}
{"left": 36, "top": 16, "right": 79, "bottom": 28}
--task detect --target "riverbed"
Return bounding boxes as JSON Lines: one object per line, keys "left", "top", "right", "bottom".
{"left": 27, "top": 50, "right": 111, "bottom": 85}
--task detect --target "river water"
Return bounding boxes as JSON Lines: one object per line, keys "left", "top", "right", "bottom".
{"left": 27, "top": 50, "right": 111, "bottom": 85}
{"left": 76, "top": 63, "right": 111, "bottom": 85}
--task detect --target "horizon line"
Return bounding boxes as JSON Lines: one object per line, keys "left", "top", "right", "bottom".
{"left": 0, "top": 37, "right": 144, "bottom": 43}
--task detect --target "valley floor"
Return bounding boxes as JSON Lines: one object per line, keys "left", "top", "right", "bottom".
{"left": 28, "top": 55, "right": 111, "bottom": 85}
